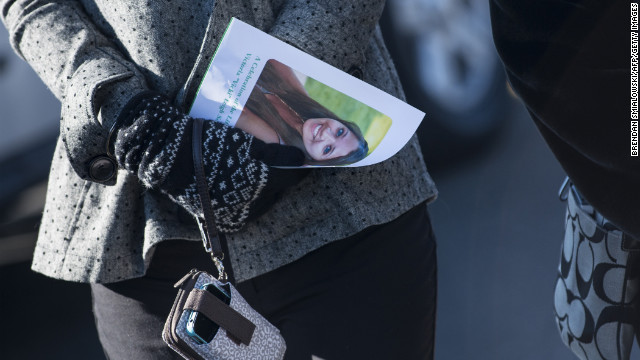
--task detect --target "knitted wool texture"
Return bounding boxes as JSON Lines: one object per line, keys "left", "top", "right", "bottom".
{"left": 114, "top": 95, "right": 301, "bottom": 232}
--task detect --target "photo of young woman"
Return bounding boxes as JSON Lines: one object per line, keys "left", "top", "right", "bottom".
{"left": 236, "top": 59, "right": 369, "bottom": 166}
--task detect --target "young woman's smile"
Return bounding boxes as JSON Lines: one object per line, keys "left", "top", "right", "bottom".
{"left": 302, "top": 118, "right": 360, "bottom": 161}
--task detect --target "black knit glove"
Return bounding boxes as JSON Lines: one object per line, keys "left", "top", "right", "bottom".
{"left": 113, "top": 93, "right": 307, "bottom": 232}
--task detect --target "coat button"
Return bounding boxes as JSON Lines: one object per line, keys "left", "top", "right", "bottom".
{"left": 89, "top": 156, "right": 116, "bottom": 182}
{"left": 347, "top": 66, "right": 364, "bottom": 80}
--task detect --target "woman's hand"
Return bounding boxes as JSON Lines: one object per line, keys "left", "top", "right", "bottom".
{"left": 114, "top": 93, "right": 307, "bottom": 232}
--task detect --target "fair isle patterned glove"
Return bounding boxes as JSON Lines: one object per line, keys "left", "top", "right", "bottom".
{"left": 113, "top": 93, "right": 306, "bottom": 232}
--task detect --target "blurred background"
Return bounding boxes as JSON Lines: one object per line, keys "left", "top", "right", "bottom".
{"left": 0, "top": 1, "right": 636, "bottom": 359}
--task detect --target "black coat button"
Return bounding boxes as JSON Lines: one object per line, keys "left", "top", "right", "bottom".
{"left": 347, "top": 66, "right": 364, "bottom": 80}
{"left": 89, "top": 156, "right": 117, "bottom": 182}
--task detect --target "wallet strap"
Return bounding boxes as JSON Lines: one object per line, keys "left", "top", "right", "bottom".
{"left": 192, "top": 117, "right": 227, "bottom": 280}
{"left": 184, "top": 288, "right": 256, "bottom": 346}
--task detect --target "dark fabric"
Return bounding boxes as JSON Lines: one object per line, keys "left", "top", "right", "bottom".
{"left": 490, "top": 0, "right": 640, "bottom": 241}
{"left": 237, "top": 202, "right": 437, "bottom": 360}
{"left": 114, "top": 94, "right": 307, "bottom": 233}
{"left": 91, "top": 203, "right": 436, "bottom": 360}
{"left": 91, "top": 240, "right": 217, "bottom": 360}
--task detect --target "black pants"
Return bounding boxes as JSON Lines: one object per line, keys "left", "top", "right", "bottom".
{"left": 91, "top": 203, "right": 437, "bottom": 360}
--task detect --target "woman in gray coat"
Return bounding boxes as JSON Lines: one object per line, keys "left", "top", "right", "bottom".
{"left": 1, "top": 0, "right": 438, "bottom": 358}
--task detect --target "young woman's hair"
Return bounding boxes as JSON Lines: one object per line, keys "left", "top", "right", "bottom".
{"left": 245, "top": 60, "right": 369, "bottom": 166}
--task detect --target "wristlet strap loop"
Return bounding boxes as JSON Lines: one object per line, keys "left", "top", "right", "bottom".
{"left": 192, "top": 117, "right": 227, "bottom": 281}
{"left": 184, "top": 288, "right": 256, "bottom": 346}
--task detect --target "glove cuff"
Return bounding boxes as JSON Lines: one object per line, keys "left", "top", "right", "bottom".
{"left": 107, "top": 91, "right": 165, "bottom": 157}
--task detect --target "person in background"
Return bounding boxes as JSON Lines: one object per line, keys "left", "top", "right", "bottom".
{"left": 490, "top": 0, "right": 640, "bottom": 358}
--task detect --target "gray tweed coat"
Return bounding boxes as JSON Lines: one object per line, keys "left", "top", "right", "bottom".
{"left": 2, "top": 0, "right": 437, "bottom": 283}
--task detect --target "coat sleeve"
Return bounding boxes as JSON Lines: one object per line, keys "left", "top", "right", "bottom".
{"left": 490, "top": 0, "right": 640, "bottom": 240}
{"left": 1, "top": 0, "right": 148, "bottom": 183}
{"left": 268, "top": 0, "right": 385, "bottom": 77}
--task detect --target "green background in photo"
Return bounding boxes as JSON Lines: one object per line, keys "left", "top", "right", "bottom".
{"left": 304, "top": 77, "right": 392, "bottom": 154}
